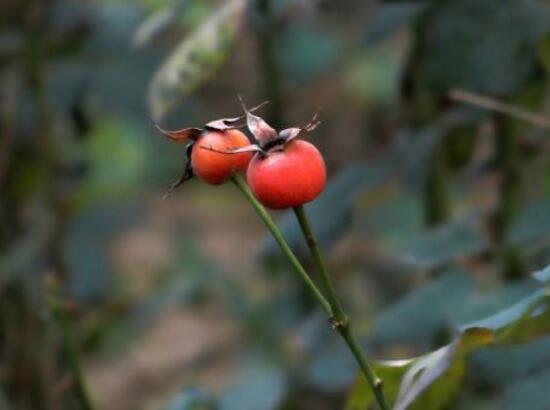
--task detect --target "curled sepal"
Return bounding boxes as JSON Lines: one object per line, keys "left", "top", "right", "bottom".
{"left": 205, "top": 116, "right": 244, "bottom": 131}
{"left": 205, "top": 101, "right": 270, "bottom": 132}
{"left": 278, "top": 112, "right": 321, "bottom": 142}
{"left": 239, "top": 97, "right": 277, "bottom": 145}
{"left": 198, "top": 144, "right": 265, "bottom": 155}
{"left": 163, "top": 143, "right": 194, "bottom": 198}
{"left": 153, "top": 121, "right": 203, "bottom": 142}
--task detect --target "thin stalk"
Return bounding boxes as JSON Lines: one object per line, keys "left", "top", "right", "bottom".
{"left": 49, "top": 299, "right": 94, "bottom": 410}
{"left": 293, "top": 205, "right": 389, "bottom": 410}
{"left": 232, "top": 174, "right": 388, "bottom": 410}
{"left": 231, "top": 174, "right": 332, "bottom": 315}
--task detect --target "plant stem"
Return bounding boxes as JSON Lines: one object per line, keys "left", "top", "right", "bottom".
{"left": 49, "top": 298, "right": 94, "bottom": 410}
{"left": 292, "top": 205, "right": 346, "bottom": 320}
{"left": 231, "top": 174, "right": 332, "bottom": 316}
{"left": 232, "top": 174, "right": 388, "bottom": 410}
{"left": 293, "top": 205, "right": 389, "bottom": 410}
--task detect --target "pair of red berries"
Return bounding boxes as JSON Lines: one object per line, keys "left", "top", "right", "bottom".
{"left": 155, "top": 102, "right": 326, "bottom": 210}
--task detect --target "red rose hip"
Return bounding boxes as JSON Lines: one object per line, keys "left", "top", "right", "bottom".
{"left": 193, "top": 129, "right": 252, "bottom": 185}
{"left": 247, "top": 140, "right": 326, "bottom": 209}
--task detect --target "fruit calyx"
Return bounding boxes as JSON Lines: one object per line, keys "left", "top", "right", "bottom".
{"left": 152, "top": 101, "right": 268, "bottom": 193}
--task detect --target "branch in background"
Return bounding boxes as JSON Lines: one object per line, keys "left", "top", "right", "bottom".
{"left": 449, "top": 89, "right": 550, "bottom": 129}
{"left": 256, "top": 0, "right": 284, "bottom": 128}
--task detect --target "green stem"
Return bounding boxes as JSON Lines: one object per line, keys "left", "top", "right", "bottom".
{"left": 49, "top": 299, "right": 94, "bottom": 410}
{"left": 293, "top": 205, "right": 389, "bottom": 410}
{"left": 231, "top": 174, "right": 332, "bottom": 316}
{"left": 232, "top": 174, "right": 388, "bottom": 410}
{"left": 293, "top": 205, "right": 346, "bottom": 321}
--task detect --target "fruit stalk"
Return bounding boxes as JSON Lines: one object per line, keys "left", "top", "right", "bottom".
{"left": 293, "top": 205, "right": 389, "bottom": 410}
{"left": 232, "top": 173, "right": 388, "bottom": 410}
{"left": 232, "top": 174, "right": 332, "bottom": 315}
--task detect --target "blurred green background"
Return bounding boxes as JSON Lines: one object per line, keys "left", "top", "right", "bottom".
{"left": 2, "top": 0, "right": 550, "bottom": 409}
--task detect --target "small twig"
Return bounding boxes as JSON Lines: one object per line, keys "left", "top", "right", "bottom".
{"left": 449, "top": 89, "right": 550, "bottom": 129}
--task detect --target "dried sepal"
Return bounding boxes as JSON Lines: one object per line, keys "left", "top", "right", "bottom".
{"left": 278, "top": 112, "right": 321, "bottom": 142}
{"left": 204, "top": 101, "right": 270, "bottom": 132}
{"left": 237, "top": 97, "right": 277, "bottom": 145}
{"left": 152, "top": 121, "right": 203, "bottom": 142}
{"left": 163, "top": 143, "right": 194, "bottom": 198}
{"left": 199, "top": 144, "right": 265, "bottom": 155}
{"left": 204, "top": 116, "right": 244, "bottom": 131}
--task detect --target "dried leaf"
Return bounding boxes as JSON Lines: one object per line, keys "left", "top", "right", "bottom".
{"left": 148, "top": 0, "right": 247, "bottom": 120}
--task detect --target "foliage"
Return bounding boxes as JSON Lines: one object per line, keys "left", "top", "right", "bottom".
{"left": 2, "top": 0, "right": 550, "bottom": 409}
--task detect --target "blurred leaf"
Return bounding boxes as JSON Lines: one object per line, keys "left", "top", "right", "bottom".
{"left": 450, "top": 280, "right": 540, "bottom": 330}
{"left": 501, "top": 367, "right": 550, "bottom": 410}
{"left": 346, "top": 328, "right": 493, "bottom": 410}
{"left": 64, "top": 201, "right": 145, "bottom": 303}
{"left": 133, "top": 2, "right": 186, "bottom": 49}
{"left": 364, "top": 2, "right": 426, "bottom": 45}
{"left": 472, "top": 336, "right": 550, "bottom": 386}
{"left": 308, "top": 341, "right": 357, "bottom": 392}
{"left": 508, "top": 198, "right": 550, "bottom": 245}
{"left": 362, "top": 191, "right": 423, "bottom": 248}
{"left": 537, "top": 31, "right": 550, "bottom": 76}
{"left": 346, "top": 43, "right": 407, "bottom": 106}
{"left": 534, "top": 265, "right": 550, "bottom": 283}
{"left": 218, "top": 353, "right": 287, "bottom": 410}
{"left": 459, "top": 289, "right": 547, "bottom": 335}
{"left": 412, "top": 0, "right": 550, "bottom": 95}
{"left": 368, "top": 271, "right": 473, "bottom": 347}
{"left": 394, "top": 213, "right": 488, "bottom": 270}
{"left": 279, "top": 22, "right": 340, "bottom": 85}
{"left": 148, "top": 0, "right": 246, "bottom": 119}
{"left": 260, "top": 162, "right": 395, "bottom": 260}
{"left": 396, "top": 108, "right": 479, "bottom": 191}
{"left": 76, "top": 120, "right": 153, "bottom": 205}
{"left": 165, "top": 387, "right": 215, "bottom": 410}
{"left": 393, "top": 328, "right": 494, "bottom": 410}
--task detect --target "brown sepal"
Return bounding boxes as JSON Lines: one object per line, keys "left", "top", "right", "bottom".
{"left": 152, "top": 121, "right": 203, "bottom": 142}
{"left": 238, "top": 97, "right": 277, "bottom": 145}
{"left": 278, "top": 112, "right": 321, "bottom": 142}
{"left": 163, "top": 143, "right": 194, "bottom": 199}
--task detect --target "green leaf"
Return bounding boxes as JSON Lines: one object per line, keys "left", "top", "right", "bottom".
{"left": 345, "top": 328, "right": 493, "bottom": 410}
{"left": 218, "top": 353, "right": 287, "bottom": 410}
{"left": 394, "top": 213, "right": 488, "bottom": 270}
{"left": 508, "top": 199, "right": 550, "bottom": 246}
{"left": 345, "top": 359, "right": 414, "bottom": 410}
{"left": 165, "top": 387, "right": 215, "bottom": 410}
{"left": 501, "top": 367, "right": 550, "bottom": 410}
{"left": 393, "top": 328, "right": 494, "bottom": 410}
{"left": 412, "top": 0, "right": 550, "bottom": 95}
{"left": 534, "top": 265, "right": 550, "bottom": 283}
{"left": 472, "top": 336, "right": 550, "bottom": 386}
{"left": 133, "top": 3, "right": 184, "bottom": 49}
{"left": 368, "top": 271, "right": 473, "bottom": 347}
{"left": 537, "top": 32, "right": 550, "bottom": 75}
{"left": 363, "top": 2, "right": 425, "bottom": 45}
{"left": 148, "top": 0, "right": 246, "bottom": 119}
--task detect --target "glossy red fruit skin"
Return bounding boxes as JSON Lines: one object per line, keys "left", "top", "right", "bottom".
{"left": 192, "top": 129, "right": 253, "bottom": 185}
{"left": 247, "top": 140, "right": 326, "bottom": 209}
